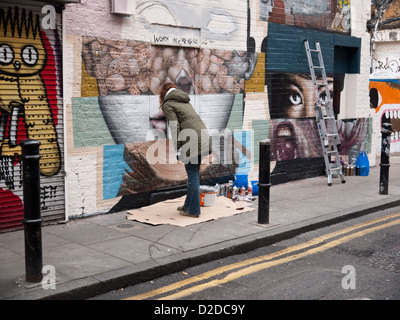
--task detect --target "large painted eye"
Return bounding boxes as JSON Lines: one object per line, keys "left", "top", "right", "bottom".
{"left": 289, "top": 93, "right": 302, "bottom": 105}
{"left": 21, "top": 46, "right": 39, "bottom": 65}
{"left": 0, "top": 44, "right": 14, "bottom": 64}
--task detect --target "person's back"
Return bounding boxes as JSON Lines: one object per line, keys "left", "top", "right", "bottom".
{"left": 162, "top": 88, "right": 211, "bottom": 163}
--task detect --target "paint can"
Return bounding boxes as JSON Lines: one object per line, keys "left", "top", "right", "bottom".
{"left": 200, "top": 186, "right": 217, "bottom": 207}
{"left": 200, "top": 192, "right": 216, "bottom": 207}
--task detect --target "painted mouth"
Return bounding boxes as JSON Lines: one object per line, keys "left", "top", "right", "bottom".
{"left": 273, "top": 121, "right": 298, "bottom": 161}
{"left": 381, "top": 108, "right": 400, "bottom": 142}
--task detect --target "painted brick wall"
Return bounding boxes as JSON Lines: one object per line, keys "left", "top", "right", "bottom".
{"left": 62, "top": 0, "right": 374, "bottom": 219}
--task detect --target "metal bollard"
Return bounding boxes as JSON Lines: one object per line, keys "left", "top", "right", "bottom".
{"left": 379, "top": 123, "right": 393, "bottom": 195}
{"left": 258, "top": 139, "right": 271, "bottom": 224}
{"left": 21, "top": 139, "right": 43, "bottom": 283}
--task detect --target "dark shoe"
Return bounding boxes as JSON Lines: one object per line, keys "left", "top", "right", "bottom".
{"left": 177, "top": 206, "right": 185, "bottom": 211}
{"left": 178, "top": 208, "right": 200, "bottom": 218}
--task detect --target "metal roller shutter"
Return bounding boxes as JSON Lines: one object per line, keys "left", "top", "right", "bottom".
{"left": 0, "top": 0, "right": 65, "bottom": 231}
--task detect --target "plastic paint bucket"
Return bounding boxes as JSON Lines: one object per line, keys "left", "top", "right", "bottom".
{"left": 200, "top": 191, "right": 217, "bottom": 207}
{"left": 251, "top": 181, "right": 259, "bottom": 195}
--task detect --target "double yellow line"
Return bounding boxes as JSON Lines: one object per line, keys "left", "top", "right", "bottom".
{"left": 125, "top": 212, "right": 400, "bottom": 300}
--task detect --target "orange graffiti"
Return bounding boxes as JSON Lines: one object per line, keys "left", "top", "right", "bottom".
{"left": 370, "top": 81, "right": 400, "bottom": 112}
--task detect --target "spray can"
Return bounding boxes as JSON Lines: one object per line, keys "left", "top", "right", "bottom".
{"left": 233, "top": 186, "right": 239, "bottom": 197}
{"left": 240, "top": 186, "right": 246, "bottom": 196}
{"left": 247, "top": 181, "right": 252, "bottom": 196}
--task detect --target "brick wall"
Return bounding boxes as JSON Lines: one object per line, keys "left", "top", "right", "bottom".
{"left": 63, "top": 0, "right": 374, "bottom": 218}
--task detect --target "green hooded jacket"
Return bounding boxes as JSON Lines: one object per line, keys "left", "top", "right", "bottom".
{"left": 161, "top": 89, "right": 212, "bottom": 163}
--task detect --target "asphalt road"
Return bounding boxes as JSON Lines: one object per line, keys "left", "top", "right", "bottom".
{"left": 92, "top": 206, "right": 400, "bottom": 302}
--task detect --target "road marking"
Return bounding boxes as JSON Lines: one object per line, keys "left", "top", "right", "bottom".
{"left": 125, "top": 212, "right": 400, "bottom": 300}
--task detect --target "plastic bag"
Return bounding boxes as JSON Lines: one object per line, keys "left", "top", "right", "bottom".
{"left": 233, "top": 174, "right": 248, "bottom": 188}
{"left": 355, "top": 151, "right": 369, "bottom": 176}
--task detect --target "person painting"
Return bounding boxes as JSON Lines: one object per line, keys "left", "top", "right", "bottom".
{"left": 159, "top": 83, "right": 212, "bottom": 218}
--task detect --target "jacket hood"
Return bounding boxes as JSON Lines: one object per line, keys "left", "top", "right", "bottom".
{"left": 163, "top": 89, "right": 190, "bottom": 104}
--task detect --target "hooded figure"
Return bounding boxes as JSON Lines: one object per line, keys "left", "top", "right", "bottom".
{"left": 161, "top": 86, "right": 212, "bottom": 164}
{"left": 159, "top": 83, "right": 212, "bottom": 217}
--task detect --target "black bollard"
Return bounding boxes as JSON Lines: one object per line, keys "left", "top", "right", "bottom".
{"left": 258, "top": 139, "right": 271, "bottom": 224}
{"left": 21, "top": 139, "right": 43, "bottom": 283}
{"left": 379, "top": 123, "right": 393, "bottom": 195}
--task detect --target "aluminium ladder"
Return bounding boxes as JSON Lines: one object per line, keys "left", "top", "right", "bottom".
{"left": 304, "top": 40, "right": 345, "bottom": 186}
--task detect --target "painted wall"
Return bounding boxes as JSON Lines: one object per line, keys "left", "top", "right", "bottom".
{"left": 0, "top": 3, "right": 65, "bottom": 231}
{"left": 63, "top": 0, "right": 373, "bottom": 218}
{"left": 370, "top": 0, "right": 400, "bottom": 154}
{"left": 369, "top": 80, "right": 400, "bottom": 153}
{"left": 370, "top": 29, "right": 400, "bottom": 154}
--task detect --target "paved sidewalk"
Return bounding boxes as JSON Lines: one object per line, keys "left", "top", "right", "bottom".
{"left": 1, "top": 155, "right": 400, "bottom": 300}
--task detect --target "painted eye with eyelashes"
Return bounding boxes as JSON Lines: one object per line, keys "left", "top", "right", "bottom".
{"left": 289, "top": 92, "right": 302, "bottom": 105}
{"left": 318, "top": 86, "right": 333, "bottom": 103}
{"left": 288, "top": 85, "right": 303, "bottom": 106}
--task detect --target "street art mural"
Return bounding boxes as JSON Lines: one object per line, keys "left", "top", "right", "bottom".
{"left": 268, "top": 73, "right": 334, "bottom": 161}
{"left": 370, "top": 80, "right": 400, "bottom": 153}
{"left": 82, "top": 41, "right": 252, "bottom": 140}
{"left": 264, "top": 21, "right": 370, "bottom": 182}
{"left": 0, "top": 7, "right": 61, "bottom": 175}
{"left": 267, "top": 71, "right": 371, "bottom": 181}
{"left": 267, "top": 73, "right": 371, "bottom": 162}
{"left": 80, "top": 40, "right": 253, "bottom": 199}
{"left": 66, "top": 0, "right": 369, "bottom": 216}
{"left": 259, "top": 0, "right": 351, "bottom": 33}
{"left": 0, "top": 6, "right": 63, "bottom": 230}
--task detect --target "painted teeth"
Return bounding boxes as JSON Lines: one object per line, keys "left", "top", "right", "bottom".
{"left": 385, "top": 110, "right": 398, "bottom": 119}
{"left": 278, "top": 128, "right": 291, "bottom": 137}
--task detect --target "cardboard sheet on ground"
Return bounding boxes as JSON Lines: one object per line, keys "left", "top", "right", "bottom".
{"left": 126, "top": 196, "right": 254, "bottom": 227}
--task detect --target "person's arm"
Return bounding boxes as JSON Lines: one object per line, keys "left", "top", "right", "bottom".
{"left": 162, "top": 103, "right": 182, "bottom": 150}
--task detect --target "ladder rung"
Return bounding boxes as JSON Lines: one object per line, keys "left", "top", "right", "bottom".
{"left": 312, "top": 66, "right": 324, "bottom": 69}
{"left": 327, "top": 133, "right": 338, "bottom": 137}
{"left": 326, "top": 150, "right": 336, "bottom": 154}
{"left": 323, "top": 116, "right": 335, "bottom": 120}
{"left": 329, "top": 166, "right": 342, "bottom": 171}
{"left": 309, "top": 49, "right": 320, "bottom": 53}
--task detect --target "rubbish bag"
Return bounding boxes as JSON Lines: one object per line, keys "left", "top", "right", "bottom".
{"left": 355, "top": 151, "right": 369, "bottom": 176}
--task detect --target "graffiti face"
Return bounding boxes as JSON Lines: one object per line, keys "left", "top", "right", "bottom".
{"left": 0, "top": 38, "right": 47, "bottom": 77}
{"left": 268, "top": 73, "right": 333, "bottom": 161}
{"left": 370, "top": 81, "right": 400, "bottom": 153}
{"left": 0, "top": 7, "right": 60, "bottom": 176}
{"left": 0, "top": 6, "right": 63, "bottom": 231}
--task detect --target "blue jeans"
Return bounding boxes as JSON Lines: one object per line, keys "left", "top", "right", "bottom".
{"left": 184, "top": 161, "right": 201, "bottom": 216}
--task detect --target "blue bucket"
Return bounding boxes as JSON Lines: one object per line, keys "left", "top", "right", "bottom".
{"left": 251, "top": 181, "right": 259, "bottom": 195}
